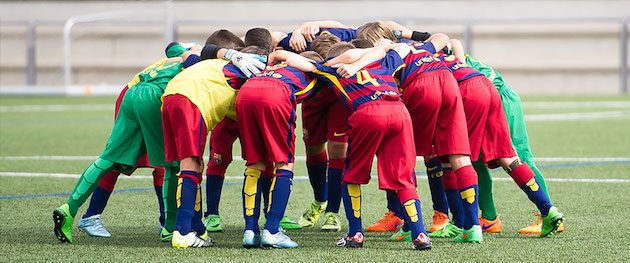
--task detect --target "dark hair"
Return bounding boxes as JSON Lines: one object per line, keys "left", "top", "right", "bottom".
{"left": 311, "top": 34, "right": 341, "bottom": 58}
{"left": 205, "top": 29, "right": 244, "bottom": 49}
{"left": 326, "top": 42, "right": 355, "bottom": 58}
{"left": 350, "top": 39, "right": 374, "bottom": 48}
{"left": 240, "top": 45, "right": 270, "bottom": 56}
{"left": 299, "top": 51, "right": 324, "bottom": 63}
{"left": 245, "top": 28, "right": 273, "bottom": 54}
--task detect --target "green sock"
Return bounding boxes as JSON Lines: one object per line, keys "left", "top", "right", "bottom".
{"left": 67, "top": 158, "right": 116, "bottom": 217}
{"left": 523, "top": 158, "right": 551, "bottom": 201}
{"left": 162, "top": 166, "right": 179, "bottom": 232}
{"left": 474, "top": 161, "right": 497, "bottom": 220}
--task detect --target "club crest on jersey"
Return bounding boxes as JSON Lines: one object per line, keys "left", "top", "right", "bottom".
{"left": 212, "top": 153, "right": 222, "bottom": 165}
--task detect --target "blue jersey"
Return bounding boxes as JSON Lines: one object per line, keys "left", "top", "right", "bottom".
{"left": 256, "top": 63, "right": 319, "bottom": 103}
{"left": 398, "top": 42, "right": 449, "bottom": 87}
{"left": 278, "top": 28, "right": 357, "bottom": 52}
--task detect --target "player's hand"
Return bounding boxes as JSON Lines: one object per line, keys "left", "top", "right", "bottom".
{"left": 289, "top": 30, "right": 308, "bottom": 53}
{"left": 332, "top": 63, "right": 359, "bottom": 78}
{"left": 224, "top": 49, "right": 267, "bottom": 78}
{"left": 300, "top": 22, "right": 320, "bottom": 42}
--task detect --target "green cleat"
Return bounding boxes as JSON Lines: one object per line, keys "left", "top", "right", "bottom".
{"left": 203, "top": 214, "right": 224, "bottom": 232}
{"left": 52, "top": 204, "right": 74, "bottom": 243}
{"left": 280, "top": 216, "right": 303, "bottom": 230}
{"left": 541, "top": 206, "right": 564, "bottom": 237}
{"left": 298, "top": 201, "right": 327, "bottom": 227}
{"left": 320, "top": 212, "right": 341, "bottom": 232}
{"left": 390, "top": 228, "right": 412, "bottom": 242}
{"left": 454, "top": 225, "right": 483, "bottom": 244}
{"left": 429, "top": 222, "right": 462, "bottom": 238}
{"left": 160, "top": 227, "right": 173, "bottom": 242}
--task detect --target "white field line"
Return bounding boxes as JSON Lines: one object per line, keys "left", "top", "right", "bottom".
{"left": 1, "top": 171, "right": 628, "bottom": 183}
{"left": 0, "top": 104, "right": 113, "bottom": 113}
{"left": 524, "top": 111, "right": 630, "bottom": 121}
{"left": 522, "top": 101, "right": 630, "bottom": 109}
{"left": 1, "top": 155, "right": 630, "bottom": 163}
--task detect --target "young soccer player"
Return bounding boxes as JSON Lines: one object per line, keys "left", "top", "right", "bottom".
{"left": 276, "top": 20, "right": 356, "bottom": 53}
{"left": 273, "top": 41, "right": 433, "bottom": 250}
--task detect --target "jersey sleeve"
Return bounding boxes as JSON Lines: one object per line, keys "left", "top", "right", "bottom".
{"left": 320, "top": 28, "right": 357, "bottom": 41}
{"left": 378, "top": 50, "right": 406, "bottom": 75}
{"left": 277, "top": 34, "right": 294, "bottom": 52}
{"left": 420, "top": 42, "right": 437, "bottom": 54}
{"left": 183, "top": 55, "right": 201, "bottom": 69}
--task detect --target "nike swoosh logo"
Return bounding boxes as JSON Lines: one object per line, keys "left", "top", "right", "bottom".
{"left": 482, "top": 222, "right": 496, "bottom": 230}
{"left": 395, "top": 234, "right": 409, "bottom": 241}
{"left": 462, "top": 233, "right": 470, "bottom": 240}
{"left": 427, "top": 166, "right": 437, "bottom": 171}
{"left": 333, "top": 132, "right": 347, "bottom": 137}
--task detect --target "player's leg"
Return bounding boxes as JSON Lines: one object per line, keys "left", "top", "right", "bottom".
{"left": 475, "top": 160, "right": 503, "bottom": 233}
{"left": 161, "top": 165, "right": 179, "bottom": 241}
{"left": 78, "top": 170, "right": 120, "bottom": 238}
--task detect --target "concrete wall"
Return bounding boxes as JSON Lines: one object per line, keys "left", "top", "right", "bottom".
{"left": 1, "top": 0, "right": 629, "bottom": 94}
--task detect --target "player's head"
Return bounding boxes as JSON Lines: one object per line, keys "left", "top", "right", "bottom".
{"left": 300, "top": 51, "right": 324, "bottom": 63}
{"left": 245, "top": 27, "right": 273, "bottom": 54}
{"left": 240, "top": 45, "right": 270, "bottom": 56}
{"left": 357, "top": 21, "right": 397, "bottom": 44}
{"left": 350, "top": 39, "right": 374, "bottom": 49}
{"left": 312, "top": 33, "right": 341, "bottom": 58}
{"left": 206, "top": 29, "right": 245, "bottom": 49}
{"left": 326, "top": 42, "right": 356, "bottom": 59}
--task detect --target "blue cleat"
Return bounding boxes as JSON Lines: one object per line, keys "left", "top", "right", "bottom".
{"left": 242, "top": 230, "right": 261, "bottom": 248}
{"left": 261, "top": 229, "right": 298, "bottom": 248}
{"left": 78, "top": 214, "right": 111, "bottom": 238}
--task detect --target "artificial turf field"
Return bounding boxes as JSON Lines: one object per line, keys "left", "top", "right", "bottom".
{"left": 1, "top": 95, "right": 629, "bottom": 262}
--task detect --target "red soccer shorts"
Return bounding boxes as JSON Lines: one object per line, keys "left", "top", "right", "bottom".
{"left": 343, "top": 101, "right": 417, "bottom": 191}
{"left": 459, "top": 76, "right": 516, "bottom": 167}
{"left": 402, "top": 69, "right": 471, "bottom": 157}
{"left": 236, "top": 78, "right": 296, "bottom": 165}
{"left": 302, "top": 86, "right": 350, "bottom": 145}
{"left": 206, "top": 117, "right": 240, "bottom": 176}
{"left": 161, "top": 94, "right": 208, "bottom": 163}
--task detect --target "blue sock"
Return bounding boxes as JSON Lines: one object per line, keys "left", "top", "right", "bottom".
{"left": 175, "top": 173, "right": 199, "bottom": 234}
{"left": 425, "top": 158, "right": 449, "bottom": 214}
{"left": 265, "top": 169, "right": 293, "bottom": 234}
{"left": 342, "top": 183, "right": 362, "bottom": 236}
{"left": 260, "top": 176, "right": 272, "bottom": 217}
{"left": 445, "top": 189, "right": 465, "bottom": 228}
{"left": 509, "top": 163, "right": 552, "bottom": 216}
{"left": 307, "top": 162, "right": 328, "bottom": 202}
{"left": 386, "top": 190, "right": 405, "bottom": 219}
{"left": 205, "top": 175, "right": 224, "bottom": 217}
{"left": 83, "top": 186, "right": 112, "bottom": 218}
{"left": 243, "top": 169, "right": 262, "bottom": 234}
{"left": 400, "top": 198, "right": 427, "bottom": 238}
{"left": 154, "top": 186, "right": 165, "bottom": 226}
{"left": 325, "top": 167, "right": 343, "bottom": 213}
{"left": 456, "top": 165, "right": 480, "bottom": 229}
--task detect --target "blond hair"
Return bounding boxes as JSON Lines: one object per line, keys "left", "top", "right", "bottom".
{"left": 356, "top": 21, "right": 397, "bottom": 45}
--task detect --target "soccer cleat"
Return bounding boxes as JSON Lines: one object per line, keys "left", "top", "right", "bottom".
{"left": 320, "top": 212, "right": 341, "bottom": 232}
{"left": 454, "top": 225, "right": 483, "bottom": 244}
{"left": 242, "top": 230, "right": 261, "bottom": 249}
{"left": 390, "top": 228, "right": 412, "bottom": 242}
{"left": 337, "top": 232, "right": 364, "bottom": 248}
{"left": 280, "top": 216, "right": 303, "bottom": 230}
{"left": 298, "top": 201, "right": 327, "bottom": 227}
{"left": 160, "top": 227, "right": 173, "bottom": 242}
{"left": 519, "top": 212, "right": 542, "bottom": 235}
{"left": 78, "top": 214, "right": 111, "bottom": 237}
{"left": 428, "top": 222, "right": 462, "bottom": 238}
{"left": 540, "top": 206, "right": 564, "bottom": 237}
{"left": 53, "top": 204, "right": 74, "bottom": 243}
{"left": 412, "top": 233, "right": 432, "bottom": 251}
{"left": 198, "top": 231, "right": 215, "bottom": 247}
{"left": 366, "top": 211, "right": 403, "bottom": 232}
{"left": 479, "top": 216, "right": 503, "bottom": 233}
{"left": 428, "top": 210, "right": 450, "bottom": 233}
{"left": 203, "top": 214, "right": 224, "bottom": 232}
{"left": 260, "top": 229, "right": 298, "bottom": 248}
{"left": 557, "top": 222, "right": 565, "bottom": 232}
{"left": 171, "top": 231, "right": 212, "bottom": 248}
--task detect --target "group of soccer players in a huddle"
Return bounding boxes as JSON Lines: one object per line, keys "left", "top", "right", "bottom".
{"left": 52, "top": 20, "right": 565, "bottom": 250}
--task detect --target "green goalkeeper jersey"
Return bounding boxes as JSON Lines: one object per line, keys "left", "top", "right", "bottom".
{"left": 464, "top": 55, "right": 508, "bottom": 93}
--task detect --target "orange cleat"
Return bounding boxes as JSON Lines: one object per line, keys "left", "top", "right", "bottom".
{"left": 479, "top": 216, "right": 503, "bottom": 233}
{"left": 519, "top": 213, "right": 565, "bottom": 235}
{"left": 366, "top": 211, "right": 403, "bottom": 232}
{"left": 428, "top": 211, "right": 450, "bottom": 233}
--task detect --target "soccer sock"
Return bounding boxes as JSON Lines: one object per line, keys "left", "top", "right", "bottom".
{"left": 474, "top": 161, "right": 497, "bottom": 220}
{"left": 260, "top": 174, "right": 273, "bottom": 217}
{"left": 174, "top": 170, "right": 201, "bottom": 234}
{"left": 152, "top": 168, "right": 165, "bottom": 226}
{"left": 397, "top": 189, "right": 428, "bottom": 239}
{"left": 191, "top": 184, "right": 206, "bottom": 235}
{"left": 265, "top": 169, "right": 294, "bottom": 234}
{"left": 341, "top": 183, "right": 362, "bottom": 236}
{"left": 205, "top": 174, "right": 225, "bottom": 217}
{"left": 325, "top": 158, "right": 344, "bottom": 213}
{"left": 67, "top": 158, "right": 116, "bottom": 217}
{"left": 524, "top": 157, "right": 552, "bottom": 201}
{"left": 425, "top": 158, "right": 449, "bottom": 215}
{"left": 83, "top": 170, "right": 119, "bottom": 218}
{"left": 162, "top": 166, "right": 179, "bottom": 232}
{"left": 443, "top": 167, "right": 464, "bottom": 228}
{"left": 386, "top": 190, "right": 405, "bottom": 219}
{"left": 242, "top": 168, "right": 262, "bottom": 234}
{"left": 455, "top": 165, "right": 480, "bottom": 229}
{"left": 506, "top": 161, "right": 552, "bottom": 216}
{"left": 307, "top": 151, "right": 328, "bottom": 203}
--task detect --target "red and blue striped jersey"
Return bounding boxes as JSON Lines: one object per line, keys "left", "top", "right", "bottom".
{"left": 398, "top": 42, "right": 449, "bottom": 87}
{"left": 278, "top": 28, "right": 357, "bottom": 52}
{"left": 255, "top": 63, "right": 320, "bottom": 103}
{"left": 222, "top": 63, "right": 248, "bottom": 89}
{"left": 436, "top": 52, "right": 483, "bottom": 83}
{"left": 312, "top": 50, "right": 404, "bottom": 112}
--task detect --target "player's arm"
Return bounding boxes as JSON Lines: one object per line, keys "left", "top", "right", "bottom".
{"left": 381, "top": 20, "right": 432, "bottom": 42}
{"left": 449, "top": 38, "right": 466, "bottom": 61}
{"left": 334, "top": 41, "right": 410, "bottom": 78}
{"left": 199, "top": 44, "right": 267, "bottom": 77}
{"left": 299, "top": 20, "right": 349, "bottom": 41}
{"left": 271, "top": 31, "right": 289, "bottom": 49}
{"left": 269, "top": 50, "right": 316, "bottom": 72}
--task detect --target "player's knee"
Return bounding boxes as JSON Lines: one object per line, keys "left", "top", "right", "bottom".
{"left": 327, "top": 142, "right": 348, "bottom": 159}
{"left": 448, "top": 154, "right": 472, "bottom": 169}
{"left": 274, "top": 162, "right": 293, "bottom": 171}
{"left": 94, "top": 158, "right": 116, "bottom": 170}
{"left": 306, "top": 143, "right": 326, "bottom": 156}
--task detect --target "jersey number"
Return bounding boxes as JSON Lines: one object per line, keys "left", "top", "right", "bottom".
{"left": 356, "top": 70, "right": 380, "bottom": 87}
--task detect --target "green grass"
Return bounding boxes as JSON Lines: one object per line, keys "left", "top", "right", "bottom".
{"left": 1, "top": 95, "right": 630, "bottom": 262}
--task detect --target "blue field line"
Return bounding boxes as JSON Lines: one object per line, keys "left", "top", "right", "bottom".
{"left": 2, "top": 161, "right": 629, "bottom": 201}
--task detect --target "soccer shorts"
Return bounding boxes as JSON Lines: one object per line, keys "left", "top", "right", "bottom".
{"left": 236, "top": 78, "right": 296, "bottom": 165}
{"left": 402, "top": 69, "right": 470, "bottom": 157}
{"left": 206, "top": 117, "right": 240, "bottom": 176}
{"left": 343, "top": 101, "right": 417, "bottom": 191}
{"left": 114, "top": 85, "right": 151, "bottom": 173}
{"left": 459, "top": 76, "right": 516, "bottom": 167}
{"left": 302, "top": 86, "right": 350, "bottom": 146}
{"left": 162, "top": 94, "right": 208, "bottom": 163}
